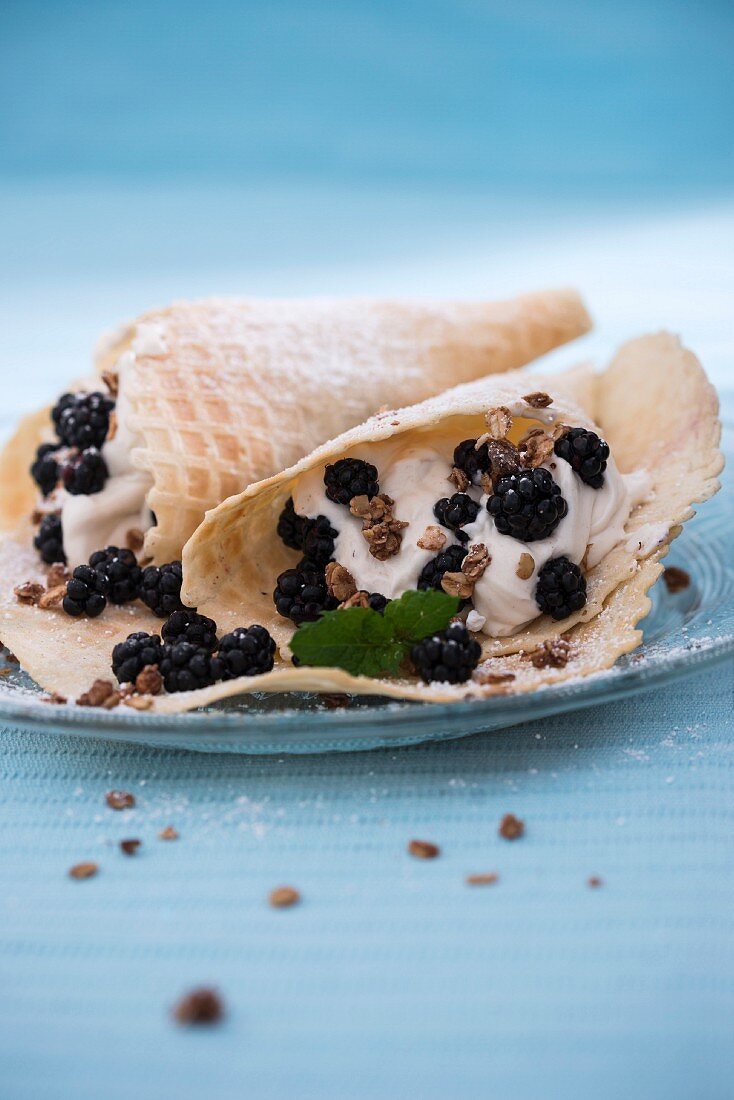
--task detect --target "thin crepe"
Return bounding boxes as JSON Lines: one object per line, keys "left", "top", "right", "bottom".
{"left": 174, "top": 332, "right": 721, "bottom": 707}
{"left": 0, "top": 332, "right": 720, "bottom": 712}
{"left": 0, "top": 291, "right": 591, "bottom": 561}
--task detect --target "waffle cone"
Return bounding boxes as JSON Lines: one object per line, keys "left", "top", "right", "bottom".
{"left": 0, "top": 290, "right": 591, "bottom": 560}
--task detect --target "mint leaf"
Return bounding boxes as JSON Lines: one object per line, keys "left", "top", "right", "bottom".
{"left": 384, "top": 589, "right": 460, "bottom": 643}
{"left": 289, "top": 590, "right": 460, "bottom": 679}
{"left": 290, "top": 607, "right": 405, "bottom": 678}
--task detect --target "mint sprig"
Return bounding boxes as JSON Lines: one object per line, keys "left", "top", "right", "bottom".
{"left": 289, "top": 589, "right": 460, "bottom": 678}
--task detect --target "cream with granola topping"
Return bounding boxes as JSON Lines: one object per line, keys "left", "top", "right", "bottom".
{"left": 293, "top": 411, "right": 651, "bottom": 637}
{"left": 60, "top": 375, "right": 152, "bottom": 566}
{"left": 43, "top": 328, "right": 159, "bottom": 567}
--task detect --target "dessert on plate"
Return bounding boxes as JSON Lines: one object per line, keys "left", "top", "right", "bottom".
{"left": 179, "top": 332, "right": 721, "bottom": 706}
{"left": 0, "top": 291, "right": 592, "bottom": 705}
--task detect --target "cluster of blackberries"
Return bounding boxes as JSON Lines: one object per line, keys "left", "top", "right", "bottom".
{"left": 34, "top": 514, "right": 66, "bottom": 565}
{"left": 324, "top": 458, "right": 379, "bottom": 506}
{"left": 60, "top": 548, "right": 189, "bottom": 621}
{"left": 534, "top": 556, "right": 587, "bottom": 620}
{"left": 410, "top": 622, "right": 481, "bottom": 684}
{"left": 31, "top": 391, "right": 117, "bottom": 504}
{"left": 487, "top": 468, "right": 568, "bottom": 543}
{"left": 554, "top": 427, "right": 610, "bottom": 489}
{"left": 433, "top": 493, "right": 480, "bottom": 543}
{"left": 418, "top": 545, "right": 467, "bottom": 591}
{"left": 63, "top": 546, "right": 143, "bottom": 618}
{"left": 112, "top": 615, "right": 276, "bottom": 693}
{"left": 277, "top": 498, "right": 337, "bottom": 567}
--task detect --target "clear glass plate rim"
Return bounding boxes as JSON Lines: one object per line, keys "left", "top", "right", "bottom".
{"left": 0, "top": 411, "right": 730, "bottom": 742}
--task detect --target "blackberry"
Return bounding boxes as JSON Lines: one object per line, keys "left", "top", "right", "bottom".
{"left": 453, "top": 437, "right": 520, "bottom": 485}
{"left": 162, "top": 609, "right": 218, "bottom": 652}
{"left": 410, "top": 622, "right": 482, "bottom": 685}
{"left": 418, "top": 544, "right": 468, "bottom": 591}
{"left": 139, "top": 561, "right": 188, "bottom": 618}
{"left": 30, "top": 443, "right": 62, "bottom": 497}
{"left": 366, "top": 592, "right": 389, "bottom": 613}
{"left": 453, "top": 438, "right": 492, "bottom": 483}
{"left": 159, "top": 641, "right": 221, "bottom": 693}
{"left": 535, "top": 556, "right": 587, "bottom": 620}
{"left": 217, "top": 625, "right": 276, "bottom": 680}
{"left": 53, "top": 391, "right": 115, "bottom": 450}
{"left": 302, "top": 514, "right": 338, "bottom": 566}
{"left": 62, "top": 448, "right": 109, "bottom": 495}
{"left": 33, "top": 514, "right": 65, "bottom": 564}
{"left": 88, "top": 546, "right": 141, "bottom": 604}
{"left": 111, "top": 631, "right": 164, "bottom": 684}
{"left": 488, "top": 468, "right": 567, "bottom": 542}
{"left": 554, "top": 427, "right": 610, "bottom": 489}
{"left": 433, "top": 493, "right": 480, "bottom": 543}
{"left": 62, "top": 564, "right": 109, "bottom": 618}
{"left": 273, "top": 561, "right": 338, "bottom": 624}
{"left": 324, "top": 458, "right": 379, "bottom": 506}
{"left": 277, "top": 497, "right": 307, "bottom": 551}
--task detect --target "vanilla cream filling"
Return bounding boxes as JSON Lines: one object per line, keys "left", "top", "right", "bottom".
{"left": 292, "top": 432, "right": 650, "bottom": 638}
{"left": 59, "top": 351, "right": 153, "bottom": 568}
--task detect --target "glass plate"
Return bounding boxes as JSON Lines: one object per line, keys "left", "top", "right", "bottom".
{"left": 0, "top": 424, "right": 731, "bottom": 754}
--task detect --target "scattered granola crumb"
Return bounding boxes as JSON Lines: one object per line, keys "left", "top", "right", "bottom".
{"left": 522, "top": 391, "right": 552, "bottom": 408}
{"left": 519, "top": 428, "right": 555, "bottom": 468}
{"left": 69, "top": 861, "right": 99, "bottom": 880}
{"left": 107, "top": 409, "right": 118, "bottom": 442}
{"left": 159, "top": 826, "right": 179, "bottom": 841}
{"left": 120, "top": 839, "right": 141, "bottom": 856}
{"left": 440, "top": 571, "right": 474, "bottom": 600}
{"left": 466, "top": 872, "right": 499, "bottom": 886}
{"left": 485, "top": 405, "right": 512, "bottom": 439}
{"left": 588, "top": 876, "right": 603, "bottom": 889}
{"left": 351, "top": 494, "right": 408, "bottom": 561}
{"left": 46, "top": 564, "right": 70, "bottom": 588}
{"left": 126, "top": 527, "right": 145, "bottom": 553}
{"left": 101, "top": 370, "right": 119, "bottom": 398}
{"left": 530, "top": 638, "right": 572, "bottom": 669}
{"left": 663, "top": 565, "right": 691, "bottom": 594}
{"left": 325, "top": 561, "right": 357, "bottom": 602}
{"left": 77, "top": 680, "right": 120, "bottom": 709}
{"left": 473, "top": 669, "right": 516, "bottom": 686}
{"left": 38, "top": 584, "right": 67, "bottom": 610}
{"left": 269, "top": 886, "right": 301, "bottom": 908}
{"left": 14, "top": 581, "right": 44, "bottom": 606}
{"left": 480, "top": 472, "right": 494, "bottom": 494}
{"left": 417, "top": 525, "right": 447, "bottom": 551}
{"left": 462, "top": 543, "right": 490, "bottom": 580}
{"left": 486, "top": 438, "right": 522, "bottom": 481}
{"left": 338, "top": 590, "right": 372, "bottom": 610}
{"left": 135, "top": 665, "right": 163, "bottom": 696}
{"left": 408, "top": 839, "right": 440, "bottom": 859}
{"left": 123, "top": 694, "right": 154, "bottom": 711}
{"left": 173, "top": 988, "right": 223, "bottom": 1026}
{"left": 516, "top": 552, "right": 535, "bottom": 580}
{"left": 448, "top": 466, "right": 470, "bottom": 493}
{"left": 321, "top": 693, "right": 349, "bottom": 709}
{"left": 106, "top": 789, "right": 135, "bottom": 811}
{"left": 42, "top": 691, "right": 67, "bottom": 705}
{"left": 499, "top": 813, "right": 524, "bottom": 840}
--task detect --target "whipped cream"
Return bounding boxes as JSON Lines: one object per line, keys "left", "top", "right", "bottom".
{"left": 292, "top": 429, "right": 650, "bottom": 638}
{"left": 60, "top": 358, "right": 153, "bottom": 567}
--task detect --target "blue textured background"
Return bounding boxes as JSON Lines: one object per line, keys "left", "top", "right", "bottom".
{"left": 1, "top": 2, "right": 733, "bottom": 1097}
